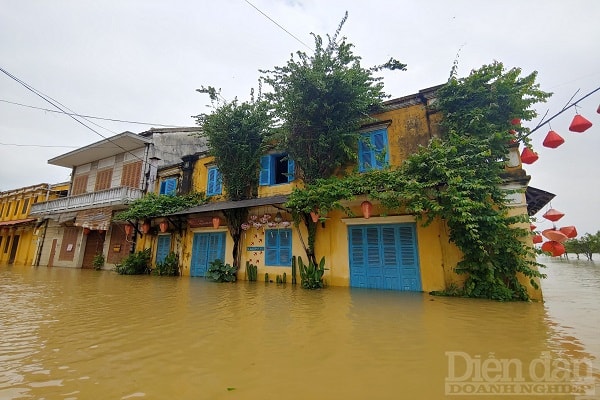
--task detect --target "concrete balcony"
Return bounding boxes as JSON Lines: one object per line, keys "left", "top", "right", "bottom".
{"left": 30, "top": 186, "right": 144, "bottom": 215}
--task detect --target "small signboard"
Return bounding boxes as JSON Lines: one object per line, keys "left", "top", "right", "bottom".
{"left": 247, "top": 246, "right": 265, "bottom": 252}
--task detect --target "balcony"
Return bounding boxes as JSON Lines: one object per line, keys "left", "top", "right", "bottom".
{"left": 30, "top": 186, "right": 144, "bottom": 215}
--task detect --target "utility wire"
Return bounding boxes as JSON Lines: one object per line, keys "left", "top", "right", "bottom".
{"left": 0, "top": 66, "right": 146, "bottom": 165}
{"left": 0, "top": 99, "right": 182, "bottom": 128}
{"left": 242, "top": 0, "right": 312, "bottom": 52}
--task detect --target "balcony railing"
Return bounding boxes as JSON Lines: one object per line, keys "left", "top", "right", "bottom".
{"left": 30, "top": 186, "right": 144, "bottom": 215}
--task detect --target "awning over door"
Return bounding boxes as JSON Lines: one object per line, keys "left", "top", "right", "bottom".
{"left": 0, "top": 218, "right": 36, "bottom": 227}
{"left": 75, "top": 207, "right": 113, "bottom": 230}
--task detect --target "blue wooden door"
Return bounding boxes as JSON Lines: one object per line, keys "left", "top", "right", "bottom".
{"left": 348, "top": 224, "right": 421, "bottom": 291}
{"left": 156, "top": 235, "right": 171, "bottom": 264}
{"left": 190, "top": 232, "right": 225, "bottom": 277}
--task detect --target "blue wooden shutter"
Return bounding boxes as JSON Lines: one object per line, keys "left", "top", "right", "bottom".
{"left": 208, "top": 232, "right": 225, "bottom": 263}
{"left": 278, "top": 229, "right": 292, "bottom": 265}
{"left": 372, "top": 130, "right": 388, "bottom": 169}
{"left": 358, "top": 136, "right": 372, "bottom": 172}
{"left": 287, "top": 158, "right": 295, "bottom": 182}
{"left": 156, "top": 235, "right": 171, "bottom": 264}
{"left": 259, "top": 155, "right": 271, "bottom": 186}
{"left": 160, "top": 178, "right": 177, "bottom": 195}
{"left": 191, "top": 233, "right": 209, "bottom": 276}
{"left": 265, "top": 229, "right": 278, "bottom": 265}
{"left": 207, "top": 167, "right": 221, "bottom": 196}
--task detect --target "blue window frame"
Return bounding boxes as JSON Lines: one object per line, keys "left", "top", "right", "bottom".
{"left": 156, "top": 234, "right": 171, "bottom": 264}
{"left": 265, "top": 229, "right": 292, "bottom": 266}
{"left": 259, "top": 154, "right": 295, "bottom": 186}
{"left": 358, "top": 129, "right": 389, "bottom": 172}
{"left": 207, "top": 166, "right": 222, "bottom": 196}
{"left": 159, "top": 178, "right": 177, "bottom": 195}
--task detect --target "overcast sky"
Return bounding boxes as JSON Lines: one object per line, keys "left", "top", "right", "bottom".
{"left": 1, "top": 0, "right": 599, "bottom": 235}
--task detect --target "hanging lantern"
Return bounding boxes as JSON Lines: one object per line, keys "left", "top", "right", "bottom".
{"left": 542, "top": 130, "right": 565, "bottom": 148}
{"left": 361, "top": 201, "right": 373, "bottom": 219}
{"left": 559, "top": 226, "right": 578, "bottom": 238}
{"left": 569, "top": 114, "right": 592, "bottom": 133}
{"left": 212, "top": 217, "right": 220, "bottom": 229}
{"left": 541, "top": 241, "right": 566, "bottom": 257}
{"left": 542, "top": 229, "right": 568, "bottom": 243}
{"left": 83, "top": 227, "right": 91, "bottom": 235}
{"left": 274, "top": 212, "right": 283, "bottom": 223}
{"left": 124, "top": 224, "right": 133, "bottom": 236}
{"left": 310, "top": 211, "right": 319, "bottom": 223}
{"left": 542, "top": 208, "right": 565, "bottom": 222}
{"left": 520, "top": 147, "right": 539, "bottom": 164}
{"left": 159, "top": 220, "right": 169, "bottom": 233}
{"left": 141, "top": 221, "right": 151, "bottom": 234}
{"left": 532, "top": 234, "right": 543, "bottom": 244}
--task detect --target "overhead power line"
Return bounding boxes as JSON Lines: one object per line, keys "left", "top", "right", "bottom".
{"left": 242, "top": 0, "right": 312, "bottom": 52}
{"left": 0, "top": 99, "right": 181, "bottom": 128}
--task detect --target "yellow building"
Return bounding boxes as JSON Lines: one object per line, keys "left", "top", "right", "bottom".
{"left": 0, "top": 182, "right": 68, "bottom": 265}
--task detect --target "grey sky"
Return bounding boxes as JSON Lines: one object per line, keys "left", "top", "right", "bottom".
{"left": 1, "top": 0, "right": 599, "bottom": 235}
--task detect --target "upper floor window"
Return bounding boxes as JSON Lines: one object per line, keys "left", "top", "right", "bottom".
{"left": 358, "top": 129, "right": 389, "bottom": 172}
{"left": 260, "top": 154, "right": 295, "bottom": 186}
{"left": 206, "top": 167, "right": 222, "bottom": 196}
{"left": 72, "top": 175, "right": 88, "bottom": 196}
{"left": 121, "top": 161, "right": 142, "bottom": 188}
{"left": 159, "top": 178, "right": 177, "bottom": 195}
{"left": 21, "top": 198, "right": 29, "bottom": 215}
{"left": 94, "top": 169, "right": 113, "bottom": 191}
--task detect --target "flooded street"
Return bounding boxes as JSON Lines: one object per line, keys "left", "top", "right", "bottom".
{"left": 0, "top": 257, "right": 598, "bottom": 399}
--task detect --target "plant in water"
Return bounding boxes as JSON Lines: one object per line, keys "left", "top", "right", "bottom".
{"left": 153, "top": 252, "right": 180, "bottom": 276}
{"left": 245, "top": 261, "right": 258, "bottom": 281}
{"left": 297, "top": 256, "right": 327, "bottom": 289}
{"left": 114, "top": 249, "right": 151, "bottom": 275}
{"left": 92, "top": 253, "right": 105, "bottom": 270}
{"left": 206, "top": 259, "right": 237, "bottom": 282}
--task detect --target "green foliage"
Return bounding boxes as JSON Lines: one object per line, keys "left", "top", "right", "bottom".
{"left": 245, "top": 261, "right": 258, "bottom": 281}
{"left": 114, "top": 249, "right": 152, "bottom": 275}
{"left": 194, "top": 94, "right": 271, "bottom": 201}
{"left": 564, "top": 231, "right": 600, "bottom": 260}
{"left": 297, "top": 256, "right": 327, "bottom": 289}
{"left": 291, "top": 256, "right": 297, "bottom": 284}
{"left": 285, "top": 62, "right": 551, "bottom": 301}
{"left": 153, "top": 252, "right": 180, "bottom": 276}
{"left": 114, "top": 192, "right": 205, "bottom": 221}
{"left": 206, "top": 259, "right": 237, "bottom": 283}
{"left": 260, "top": 12, "right": 405, "bottom": 185}
{"left": 92, "top": 253, "right": 105, "bottom": 270}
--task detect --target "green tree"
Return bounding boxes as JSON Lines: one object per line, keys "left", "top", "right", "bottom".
{"left": 114, "top": 192, "right": 205, "bottom": 222}
{"left": 194, "top": 89, "right": 272, "bottom": 270}
{"left": 262, "top": 13, "right": 405, "bottom": 263}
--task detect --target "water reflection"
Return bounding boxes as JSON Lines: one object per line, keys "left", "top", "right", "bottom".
{"left": 0, "top": 260, "right": 597, "bottom": 399}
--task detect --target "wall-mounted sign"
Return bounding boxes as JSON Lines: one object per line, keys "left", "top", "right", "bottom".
{"left": 247, "top": 246, "right": 264, "bottom": 252}
{"left": 188, "top": 217, "right": 214, "bottom": 228}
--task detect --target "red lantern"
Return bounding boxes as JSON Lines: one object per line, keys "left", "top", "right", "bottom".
{"left": 532, "top": 234, "right": 543, "bottom": 244}
{"left": 569, "top": 114, "right": 592, "bottom": 133}
{"left": 542, "top": 208, "right": 565, "bottom": 222}
{"left": 361, "top": 201, "right": 373, "bottom": 219}
{"left": 541, "top": 241, "right": 565, "bottom": 257}
{"left": 310, "top": 211, "right": 319, "bottom": 223}
{"left": 141, "top": 221, "right": 151, "bottom": 234}
{"left": 212, "top": 217, "right": 220, "bottom": 229}
{"left": 542, "top": 229, "right": 568, "bottom": 243}
{"left": 520, "top": 147, "right": 539, "bottom": 164}
{"left": 159, "top": 220, "right": 169, "bottom": 233}
{"left": 83, "top": 227, "right": 90, "bottom": 235}
{"left": 124, "top": 224, "right": 133, "bottom": 236}
{"left": 559, "top": 225, "right": 578, "bottom": 238}
{"left": 542, "top": 130, "right": 565, "bottom": 148}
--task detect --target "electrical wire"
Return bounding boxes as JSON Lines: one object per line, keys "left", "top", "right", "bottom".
{"left": 0, "top": 99, "right": 182, "bottom": 128}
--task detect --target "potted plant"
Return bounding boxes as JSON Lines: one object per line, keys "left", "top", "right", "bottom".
{"left": 92, "top": 253, "right": 105, "bottom": 270}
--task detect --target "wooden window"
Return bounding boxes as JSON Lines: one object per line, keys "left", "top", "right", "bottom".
{"left": 21, "top": 198, "right": 30, "bottom": 215}
{"left": 358, "top": 129, "right": 389, "bottom": 172}
{"left": 206, "top": 167, "right": 222, "bottom": 196}
{"left": 259, "top": 154, "right": 295, "bottom": 186}
{"left": 121, "top": 161, "right": 142, "bottom": 188}
{"left": 95, "top": 169, "right": 113, "bottom": 191}
{"left": 265, "top": 229, "right": 292, "bottom": 266}
{"left": 72, "top": 175, "right": 88, "bottom": 195}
